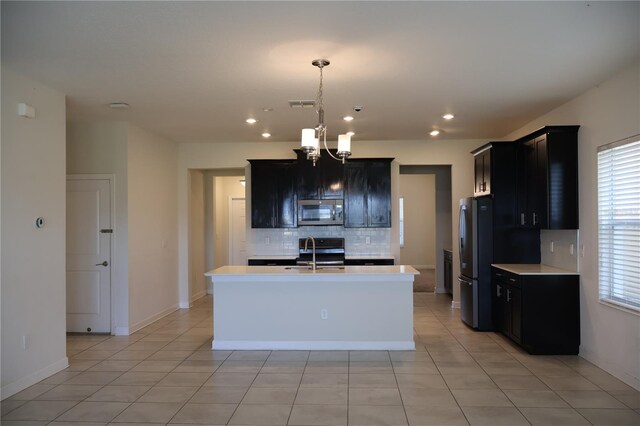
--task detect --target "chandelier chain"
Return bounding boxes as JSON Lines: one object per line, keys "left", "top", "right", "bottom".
{"left": 316, "top": 67, "right": 324, "bottom": 116}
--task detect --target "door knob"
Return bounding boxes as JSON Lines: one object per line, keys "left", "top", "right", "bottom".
{"left": 95, "top": 261, "right": 108, "bottom": 267}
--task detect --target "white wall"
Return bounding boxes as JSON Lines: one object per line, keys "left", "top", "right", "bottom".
{"left": 127, "top": 124, "right": 179, "bottom": 330}
{"left": 67, "top": 121, "right": 130, "bottom": 334}
{"left": 399, "top": 174, "right": 436, "bottom": 267}
{"left": 1, "top": 68, "right": 68, "bottom": 398}
{"left": 189, "top": 169, "right": 206, "bottom": 304}
{"left": 505, "top": 62, "right": 640, "bottom": 390}
{"left": 178, "top": 139, "right": 481, "bottom": 306}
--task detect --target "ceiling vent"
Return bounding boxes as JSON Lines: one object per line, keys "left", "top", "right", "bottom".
{"left": 288, "top": 100, "right": 315, "bottom": 109}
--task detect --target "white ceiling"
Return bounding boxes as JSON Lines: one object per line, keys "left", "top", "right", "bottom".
{"left": 2, "top": 1, "right": 639, "bottom": 143}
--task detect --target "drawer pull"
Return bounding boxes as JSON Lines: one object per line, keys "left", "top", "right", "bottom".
{"left": 496, "top": 273, "right": 503, "bottom": 277}
{"left": 507, "top": 289, "right": 512, "bottom": 302}
{"left": 509, "top": 278, "right": 517, "bottom": 283}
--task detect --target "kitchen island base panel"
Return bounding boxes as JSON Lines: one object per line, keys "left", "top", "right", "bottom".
{"left": 208, "top": 267, "right": 417, "bottom": 351}
{"left": 212, "top": 340, "right": 415, "bottom": 351}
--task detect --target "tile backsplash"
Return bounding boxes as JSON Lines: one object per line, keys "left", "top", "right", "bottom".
{"left": 249, "top": 226, "right": 392, "bottom": 256}
{"left": 540, "top": 229, "right": 579, "bottom": 272}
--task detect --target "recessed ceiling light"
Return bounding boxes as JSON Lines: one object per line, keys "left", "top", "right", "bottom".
{"left": 261, "top": 132, "right": 271, "bottom": 138}
{"left": 430, "top": 130, "right": 440, "bottom": 136}
{"left": 109, "top": 102, "right": 129, "bottom": 109}
{"left": 442, "top": 113, "right": 454, "bottom": 120}
{"left": 343, "top": 116, "right": 354, "bottom": 122}
{"left": 346, "top": 131, "right": 355, "bottom": 136}
{"left": 246, "top": 118, "right": 257, "bottom": 124}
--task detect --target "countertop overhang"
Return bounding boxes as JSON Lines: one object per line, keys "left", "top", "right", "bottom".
{"left": 206, "top": 265, "right": 419, "bottom": 282}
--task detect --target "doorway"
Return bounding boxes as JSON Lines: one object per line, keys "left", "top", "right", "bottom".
{"left": 229, "top": 197, "right": 247, "bottom": 265}
{"left": 188, "top": 170, "right": 246, "bottom": 298}
{"left": 399, "top": 165, "right": 452, "bottom": 294}
{"left": 66, "top": 176, "right": 113, "bottom": 333}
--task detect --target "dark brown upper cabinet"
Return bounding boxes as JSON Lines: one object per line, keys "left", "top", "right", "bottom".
{"left": 295, "top": 150, "right": 344, "bottom": 200}
{"left": 515, "top": 126, "right": 579, "bottom": 229}
{"left": 344, "top": 159, "right": 393, "bottom": 228}
{"left": 249, "top": 160, "right": 297, "bottom": 228}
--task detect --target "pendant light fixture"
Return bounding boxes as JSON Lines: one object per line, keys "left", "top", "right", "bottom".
{"left": 300, "top": 59, "right": 352, "bottom": 166}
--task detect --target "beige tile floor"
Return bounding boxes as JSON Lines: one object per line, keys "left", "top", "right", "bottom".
{"left": 2, "top": 293, "right": 639, "bottom": 425}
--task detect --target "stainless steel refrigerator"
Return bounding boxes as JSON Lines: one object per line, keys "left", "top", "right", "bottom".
{"left": 458, "top": 197, "right": 494, "bottom": 330}
{"left": 458, "top": 196, "right": 540, "bottom": 330}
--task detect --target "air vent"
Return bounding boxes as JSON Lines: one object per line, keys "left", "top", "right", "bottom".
{"left": 288, "top": 100, "right": 315, "bottom": 109}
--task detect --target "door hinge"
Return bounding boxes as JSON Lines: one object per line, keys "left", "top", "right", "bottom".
{"left": 100, "top": 229, "right": 113, "bottom": 234}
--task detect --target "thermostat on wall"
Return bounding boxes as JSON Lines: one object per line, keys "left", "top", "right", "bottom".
{"left": 18, "top": 103, "right": 36, "bottom": 119}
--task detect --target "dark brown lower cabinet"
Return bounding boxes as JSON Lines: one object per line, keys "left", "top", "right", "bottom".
{"left": 247, "top": 259, "right": 296, "bottom": 266}
{"left": 492, "top": 267, "right": 579, "bottom": 355}
{"left": 443, "top": 249, "right": 453, "bottom": 295}
{"left": 345, "top": 258, "right": 394, "bottom": 266}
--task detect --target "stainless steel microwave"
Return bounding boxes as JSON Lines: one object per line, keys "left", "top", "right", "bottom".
{"left": 298, "top": 199, "right": 343, "bottom": 226}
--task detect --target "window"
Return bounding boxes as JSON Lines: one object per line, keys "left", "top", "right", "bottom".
{"left": 597, "top": 135, "right": 640, "bottom": 313}
{"left": 399, "top": 197, "right": 404, "bottom": 247}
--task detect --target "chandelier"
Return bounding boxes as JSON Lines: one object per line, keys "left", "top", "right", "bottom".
{"left": 300, "top": 59, "right": 352, "bottom": 166}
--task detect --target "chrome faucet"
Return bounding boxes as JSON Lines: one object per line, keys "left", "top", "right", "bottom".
{"left": 304, "top": 236, "right": 316, "bottom": 271}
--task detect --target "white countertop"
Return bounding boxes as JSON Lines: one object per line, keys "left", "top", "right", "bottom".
{"left": 248, "top": 255, "right": 395, "bottom": 260}
{"left": 492, "top": 264, "right": 579, "bottom": 275}
{"left": 248, "top": 255, "right": 297, "bottom": 260}
{"left": 207, "top": 265, "right": 417, "bottom": 276}
{"left": 345, "top": 255, "right": 395, "bottom": 260}
{"left": 206, "top": 265, "right": 417, "bottom": 283}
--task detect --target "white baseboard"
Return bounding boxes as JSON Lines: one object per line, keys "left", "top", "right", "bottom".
{"left": 212, "top": 340, "right": 416, "bottom": 351}
{"left": 129, "top": 303, "right": 179, "bottom": 334}
{"left": 579, "top": 347, "right": 640, "bottom": 391}
{"left": 412, "top": 264, "right": 435, "bottom": 270}
{"left": 190, "top": 290, "right": 207, "bottom": 303}
{"left": 0, "top": 356, "right": 69, "bottom": 400}
{"left": 113, "top": 326, "right": 130, "bottom": 336}
{"left": 451, "top": 300, "right": 461, "bottom": 309}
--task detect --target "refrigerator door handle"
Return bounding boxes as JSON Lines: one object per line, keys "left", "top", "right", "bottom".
{"left": 459, "top": 205, "right": 466, "bottom": 267}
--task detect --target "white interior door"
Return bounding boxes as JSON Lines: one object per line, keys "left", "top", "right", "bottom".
{"left": 230, "top": 198, "right": 247, "bottom": 266}
{"left": 66, "top": 178, "right": 111, "bottom": 333}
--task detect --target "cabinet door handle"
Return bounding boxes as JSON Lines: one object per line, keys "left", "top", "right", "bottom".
{"left": 532, "top": 212, "right": 538, "bottom": 226}
{"left": 509, "top": 278, "right": 517, "bottom": 283}
{"left": 496, "top": 285, "right": 502, "bottom": 297}
{"left": 520, "top": 213, "right": 526, "bottom": 226}
{"left": 496, "top": 273, "right": 503, "bottom": 277}
{"left": 507, "top": 289, "right": 512, "bottom": 302}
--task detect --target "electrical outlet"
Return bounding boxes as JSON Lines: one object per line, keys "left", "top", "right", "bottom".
{"left": 265, "top": 236, "right": 270, "bottom": 244}
{"left": 320, "top": 309, "right": 328, "bottom": 320}
{"left": 570, "top": 244, "right": 575, "bottom": 255}
{"left": 550, "top": 241, "right": 555, "bottom": 253}
{"left": 365, "top": 236, "right": 371, "bottom": 244}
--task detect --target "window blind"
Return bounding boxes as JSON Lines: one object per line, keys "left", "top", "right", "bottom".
{"left": 597, "top": 136, "right": 640, "bottom": 312}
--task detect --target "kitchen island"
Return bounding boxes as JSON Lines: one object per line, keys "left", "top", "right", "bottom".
{"left": 205, "top": 265, "right": 418, "bottom": 351}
